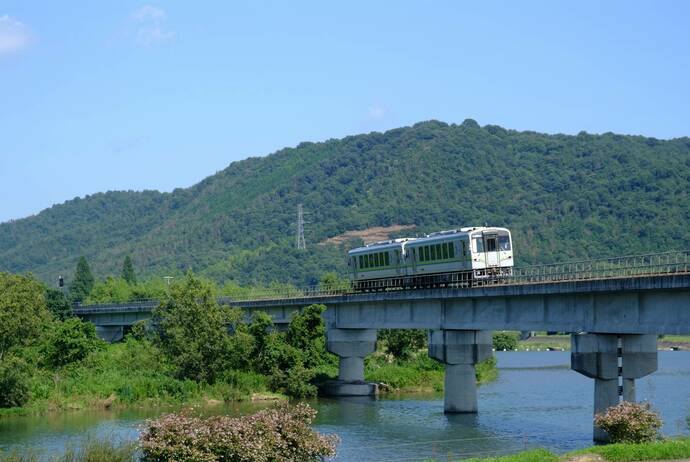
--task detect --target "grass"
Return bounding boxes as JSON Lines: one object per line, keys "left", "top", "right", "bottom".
{"left": 461, "top": 448, "right": 559, "bottom": 462}
{"left": 313, "top": 349, "right": 499, "bottom": 394}
{"left": 426, "top": 438, "right": 690, "bottom": 462}
{"left": 568, "top": 438, "right": 690, "bottom": 461}
{"left": 0, "top": 438, "right": 137, "bottom": 462}
{"left": 0, "top": 338, "right": 270, "bottom": 417}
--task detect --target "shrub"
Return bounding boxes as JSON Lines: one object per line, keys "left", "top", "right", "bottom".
{"left": 595, "top": 401, "right": 662, "bottom": 443}
{"left": 140, "top": 402, "right": 338, "bottom": 461}
{"left": 0, "top": 355, "right": 32, "bottom": 408}
{"left": 493, "top": 331, "right": 519, "bottom": 351}
{"left": 379, "top": 329, "right": 427, "bottom": 360}
{"left": 42, "top": 317, "right": 105, "bottom": 367}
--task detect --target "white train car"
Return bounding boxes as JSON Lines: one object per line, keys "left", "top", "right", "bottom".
{"left": 347, "top": 238, "right": 415, "bottom": 290}
{"left": 347, "top": 227, "right": 513, "bottom": 290}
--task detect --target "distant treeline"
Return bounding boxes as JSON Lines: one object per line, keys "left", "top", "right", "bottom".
{"left": 2, "top": 119, "right": 689, "bottom": 286}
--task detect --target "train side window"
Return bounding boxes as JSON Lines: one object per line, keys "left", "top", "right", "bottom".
{"left": 436, "top": 244, "right": 442, "bottom": 259}
{"left": 461, "top": 241, "right": 466, "bottom": 256}
{"left": 384, "top": 252, "right": 390, "bottom": 266}
{"left": 442, "top": 243, "right": 448, "bottom": 259}
{"left": 358, "top": 255, "right": 363, "bottom": 268}
{"left": 449, "top": 242, "right": 455, "bottom": 258}
{"left": 475, "top": 238, "right": 484, "bottom": 253}
{"left": 424, "top": 246, "right": 430, "bottom": 261}
{"left": 374, "top": 253, "right": 380, "bottom": 267}
{"left": 368, "top": 254, "right": 373, "bottom": 267}
{"left": 430, "top": 245, "right": 436, "bottom": 260}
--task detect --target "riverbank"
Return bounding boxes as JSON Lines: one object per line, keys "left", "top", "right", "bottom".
{"left": 517, "top": 335, "right": 690, "bottom": 352}
{"left": 1, "top": 341, "right": 499, "bottom": 417}
{"left": 313, "top": 348, "right": 498, "bottom": 394}
{"left": 456, "top": 438, "right": 690, "bottom": 462}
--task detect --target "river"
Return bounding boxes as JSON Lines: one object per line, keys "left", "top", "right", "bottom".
{"left": 1, "top": 352, "right": 688, "bottom": 461}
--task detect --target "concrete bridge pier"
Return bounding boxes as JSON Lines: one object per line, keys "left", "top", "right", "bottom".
{"left": 571, "top": 333, "right": 658, "bottom": 442}
{"left": 428, "top": 330, "right": 493, "bottom": 413}
{"left": 322, "top": 328, "right": 378, "bottom": 396}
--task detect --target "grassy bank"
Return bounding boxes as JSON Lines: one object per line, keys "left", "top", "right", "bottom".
{"left": 455, "top": 438, "right": 690, "bottom": 462}
{"left": 315, "top": 349, "right": 498, "bottom": 394}
{"left": 3, "top": 340, "right": 498, "bottom": 416}
{"left": 0, "top": 439, "right": 138, "bottom": 462}
{"left": 0, "top": 338, "right": 277, "bottom": 417}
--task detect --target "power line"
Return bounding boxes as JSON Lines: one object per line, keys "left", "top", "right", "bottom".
{"left": 296, "top": 203, "right": 306, "bottom": 250}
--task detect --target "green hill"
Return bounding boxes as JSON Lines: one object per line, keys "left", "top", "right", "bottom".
{"left": 2, "top": 120, "right": 689, "bottom": 287}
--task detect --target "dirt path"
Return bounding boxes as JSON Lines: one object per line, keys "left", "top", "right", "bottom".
{"left": 320, "top": 224, "right": 417, "bottom": 246}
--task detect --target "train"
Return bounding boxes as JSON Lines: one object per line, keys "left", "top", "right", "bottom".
{"left": 347, "top": 227, "right": 513, "bottom": 290}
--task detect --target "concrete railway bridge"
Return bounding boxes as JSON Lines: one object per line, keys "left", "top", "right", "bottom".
{"left": 74, "top": 251, "right": 690, "bottom": 441}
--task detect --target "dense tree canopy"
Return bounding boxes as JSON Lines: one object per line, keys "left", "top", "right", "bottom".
{"left": 0, "top": 273, "right": 51, "bottom": 360}
{"left": 1, "top": 120, "right": 688, "bottom": 286}
{"left": 69, "top": 256, "right": 95, "bottom": 303}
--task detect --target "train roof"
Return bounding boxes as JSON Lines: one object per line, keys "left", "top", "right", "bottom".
{"left": 347, "top": 227, "right": 511, "bottom": 254}
{"left": 406, "top": 227, "right": 511, "bottom": 245}
{"left": 347, "top": 238, "right": 416, "bottom": 255}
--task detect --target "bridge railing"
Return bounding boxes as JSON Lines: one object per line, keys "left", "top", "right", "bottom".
{"left": 74, "top": 250, "right": 690, "bottom": 308}
{"left": 500, "top": 250, "right": 690, "bottom": 286}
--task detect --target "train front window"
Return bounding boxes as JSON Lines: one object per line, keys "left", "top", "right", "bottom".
{"left": 498, "top": 235, "right": 511, "bottom": 251}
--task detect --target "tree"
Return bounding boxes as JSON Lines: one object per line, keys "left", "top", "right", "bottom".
{"left": 69, "top": 256, "right": 95, "bottom": 303}
{"left": 45, "top": 287, "right": 72, "bottom": 320}
{"left": 0, "top": 273, "right": 51, "bottom": 361}
{"left": 0, "top": 355, "right": 32, "bottom": 408}
{"left": 87, "top": 276, "right": 133, "bottom": 304}
{"left": 42, "top": 317, "right": 105, "bottom": 367}
{"left": 153, "top": 271, "right": 231, "bottom": 383}
{"left": 121, "top": 255, "right": 136, "bottom": 285}
{"left": 286, "top": 304, "right": 327, "bottom": 368}
{"left": 379, "top": 329, "right": 427, "bottom": 360}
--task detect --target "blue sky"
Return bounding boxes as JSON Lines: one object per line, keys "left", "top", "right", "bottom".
{"left": 1, "top": 1, "right": 689, "bottom": 223}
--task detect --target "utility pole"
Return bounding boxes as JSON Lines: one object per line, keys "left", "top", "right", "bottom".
{"left": 296, "top": 203, "right": 306, "bottom": 250}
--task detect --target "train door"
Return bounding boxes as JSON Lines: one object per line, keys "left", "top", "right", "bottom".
{"left": 483, "top": 233, "right": 499, "bottom": 267}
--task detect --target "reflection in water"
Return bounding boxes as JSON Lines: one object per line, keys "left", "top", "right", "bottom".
{"left": 0, "top": 352, "right": 689, "bottom": 461}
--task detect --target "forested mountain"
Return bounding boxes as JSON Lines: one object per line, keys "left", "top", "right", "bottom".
{"left": 2, "top": 120, "right": 689, "bottom": 286}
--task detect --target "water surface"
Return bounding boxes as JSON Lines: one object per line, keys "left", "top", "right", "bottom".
{"left": 1, "top": 352, "right": 688, "bottom": 461}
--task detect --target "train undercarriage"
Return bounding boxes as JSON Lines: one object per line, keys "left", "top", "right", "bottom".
{"left": 352, "top": 267, "right": 513, "bottom": 292}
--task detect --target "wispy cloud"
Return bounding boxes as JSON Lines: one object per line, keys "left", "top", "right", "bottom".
{"left": 130, "top": 5, "right": 174, "bottom": 46}
{"left": 368, "top": 104, "right": 385, "bottom": 120}
{"left": 0, "top": 15, "right": 32, "bottom": 56}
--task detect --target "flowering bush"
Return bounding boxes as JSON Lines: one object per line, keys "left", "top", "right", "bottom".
{"left": 140, "top": 402, "right": 338, "bottom": 461}
{"left": 595, "top": 401, "right": 662, "bottom": 443}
